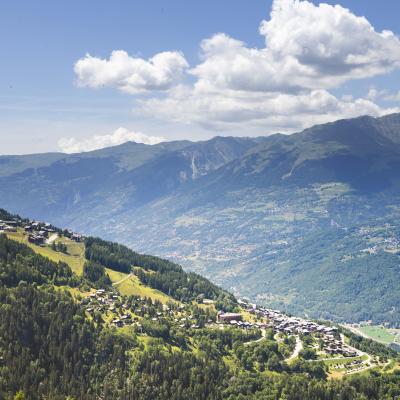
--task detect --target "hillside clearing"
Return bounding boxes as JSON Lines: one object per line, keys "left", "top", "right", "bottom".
{"left": 106, "top": 268, "right": 173, "bottom": 303}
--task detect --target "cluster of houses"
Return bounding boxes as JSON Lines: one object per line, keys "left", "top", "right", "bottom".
{"left": 65, "top": 229, "right": 84, "bottom": 243}
{"left": 0, "top": 219, "right": 18, "bottom": 233}
{"left": 81, "top": 289, "right": 211, "bottom": 329}
{"left": 342, "top": 359, "right": 367, "bottom": 374}
{"left": 217, "top": 312, "right": 266, "bottom": 330}
{"left": 82, "top": 289, "right": 132, "bottom": 327}
{"left": 323, "top": 334, "right": 358, "bottom": 357}
{"left": 357, "top": 226, "right": 400, "bottom": 255}
{"left": 24, "top": 222, "right": 56, "bottom": 245}
{"left": 235, "top": 300, "right": 338, "bottom": 335}
{"left": 215, "top": 300, "right": 359, "bottom": 358}
{"left": 25, "top": 222, "right": 84, "bottom": 245}
{"left": 383, "top": 236, "right": 400, "bottom": 252}
{"left": 81, "top": 291, "right": 366, "bottom": 364}
{"left": 1, "top": 215, "right": 84, "bottom": 246}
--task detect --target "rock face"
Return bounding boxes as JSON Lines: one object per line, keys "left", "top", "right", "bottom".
{"left": 1, "top": 113, "right": 400, "bottom": 324}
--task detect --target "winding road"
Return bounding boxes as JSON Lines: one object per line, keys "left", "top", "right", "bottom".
{"left": 244, "top": 329, "right": 267, "bottom": 346}
{"left": 285, "top": 336, "right": 303, "bottom": 362}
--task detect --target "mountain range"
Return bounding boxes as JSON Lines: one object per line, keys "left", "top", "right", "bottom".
{"left": 1, "top": 113, "right": 400, "bottom": 324}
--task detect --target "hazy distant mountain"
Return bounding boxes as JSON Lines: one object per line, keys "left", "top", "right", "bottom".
{"left": 192, "top": 114, "right": 400, "bottom": 193}
{"left": 0, "top": 136, "right": 264, "bottom": 220}
{"left": 1, "top": 114, "right": 400, "bottom": 325}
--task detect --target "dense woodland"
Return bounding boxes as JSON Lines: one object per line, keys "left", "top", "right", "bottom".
{"left": 0, "top": 220, "right": 400, "bottom": 398}
{"left": 1, "top": 278, "right": 400, "bottom": 400}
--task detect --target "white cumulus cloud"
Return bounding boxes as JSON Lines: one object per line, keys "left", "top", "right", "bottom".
{"left": 140, "top": 0, "right": 400, "bottom": 132}
{"left": 74, "top": 0, "right": 400, "bottom": 134}
{"left": 190, "top": 0, "right": 400, "bottom": 94}
{"left": 141, "top": 85, "right": 398, "bottom": 133}
{"left": 260, "top": 0, "right": 400, "bottom": 84}
{"left": 58, "top": 127, "right": 165, "bottom": 153}
{"left": 74, "top": 50, "right": 189, "bottom": 94}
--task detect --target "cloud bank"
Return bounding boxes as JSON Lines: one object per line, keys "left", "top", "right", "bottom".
{"left": 74, "top": 0, "right": 400, "bottom": 134}
{"left": 74, "top": 50, "right": 188, "bottom": 94}
{"left": 58, "top": 127, "right": 165, "bottom": 153}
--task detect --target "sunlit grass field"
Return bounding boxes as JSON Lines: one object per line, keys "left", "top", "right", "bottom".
{"left": 6, "top": 229, "right": 85, "bottom": 275}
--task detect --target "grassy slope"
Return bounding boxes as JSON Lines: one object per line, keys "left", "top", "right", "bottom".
{"left": 5, "top": 229, "right": 174, "bottom": 303}
{"left": 359, "top": 326, "right": 397, "bottom": 345}
{"left": 106, "top": 268, "right": 173, "bottom": 303}
{"left": 6, "top": 229, "right": 85, "bottom": 275}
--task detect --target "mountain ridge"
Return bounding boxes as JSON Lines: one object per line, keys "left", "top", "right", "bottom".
{"left": 1, "top": 113, "right": 400, "bottom": 325}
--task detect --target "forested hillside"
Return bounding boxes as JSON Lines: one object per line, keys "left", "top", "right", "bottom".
{"left": 0, "top": 211, "right": 400, "bottom": 399}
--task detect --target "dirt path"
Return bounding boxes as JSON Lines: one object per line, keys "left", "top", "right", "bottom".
{"left": 112, "top": 273, "right": 133, "bottom": 287}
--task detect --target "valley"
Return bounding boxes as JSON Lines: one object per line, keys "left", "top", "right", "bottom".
{"left": 2, "top": 114, "right": 400, "bottom": 327}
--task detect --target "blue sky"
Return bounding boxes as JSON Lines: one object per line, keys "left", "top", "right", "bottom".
{"left": 1, "top": 0, "right": 400, "bottom": 154}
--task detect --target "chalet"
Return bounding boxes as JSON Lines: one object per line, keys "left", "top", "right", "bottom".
{"left": 28, "top": 234, "right": 45, "bottom": 245}
{"left": 112, "top": 319, "right": 123, "bottom": 327}
{"left": 71, "top": 233, "right": 83, "bottom": 242}
{"left": 217, "top": 312, "right": 243, "bottom": 323}
{"left": 343, "top": 349, "right": 358, "bottom": 357}
{"left": 2, "top": 225, "right": 17, "bottom": 232}
{"left": 325, "top": 346, "right": 337, "bottom": 355}
{"left": 121, "top": 314, "right": 132, "bottom": 321}
{"left": 2, "top": 221, "right": 17, "bottom": 227}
